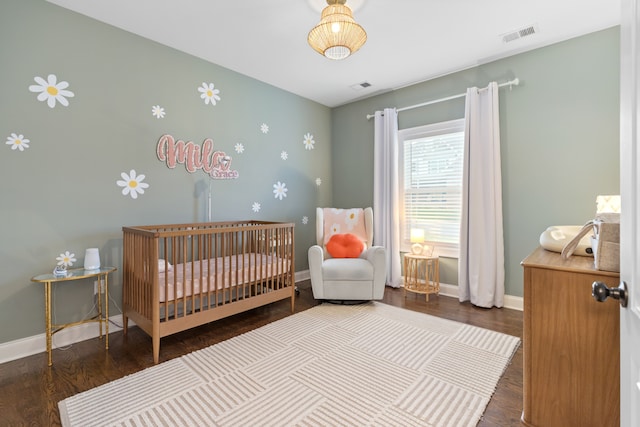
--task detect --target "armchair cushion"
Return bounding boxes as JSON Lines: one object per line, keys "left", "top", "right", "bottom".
{"left": 322, "top": 258, "right": 374, "bottom": 281}
{"left": 326, "top": 233, "right": 364, "bottom": 258}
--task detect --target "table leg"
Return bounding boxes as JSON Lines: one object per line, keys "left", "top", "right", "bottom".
{"left": 425, "top": 259, "right": 429, "bottom": 302}
{"left": 427, "top": 259, "right": 431, "bottom": 302}
{"left": 104, "top": 273, "right": 109, "bottom": 350}
{"left": 45, "top": 281, "right": 52, "bottom": 367}
{"left": 435, "top": 259, "right": 440, "bottom": 294}
{"left": 97, "top": 275, "right": 103, "bottom": 340}
{"left": 403, "top": 256, "right": 407, "bottom": 298}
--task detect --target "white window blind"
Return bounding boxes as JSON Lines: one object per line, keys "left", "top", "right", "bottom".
{"left": 399, "top": 119, "right": 464, "bottom": 257}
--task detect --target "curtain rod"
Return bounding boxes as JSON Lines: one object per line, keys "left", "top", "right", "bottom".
{"left": 365, "top": 78, "right": 520, "bottom": 120}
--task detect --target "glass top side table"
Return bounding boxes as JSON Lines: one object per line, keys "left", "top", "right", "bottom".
{"left": 31, "top": 266, "right": 116, "bottom": 366}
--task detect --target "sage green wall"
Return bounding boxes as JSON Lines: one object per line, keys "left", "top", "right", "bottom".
{"left": 331, "top": 27, "right": 620, "bottom": 297}
{"left": 0, "top": 0, "right": 331, "bottom": 344}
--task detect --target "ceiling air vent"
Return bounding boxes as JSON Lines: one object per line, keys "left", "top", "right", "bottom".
{"left": 501, "top": 24, "right": 538, "bottom": 43}
{"left": 350, "top": 81, "right": 372, "bottom": 91}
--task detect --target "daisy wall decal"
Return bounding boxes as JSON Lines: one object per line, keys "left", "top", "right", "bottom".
{"left": 261, "top": 123, "right": 269, "bottom": 134}
{"left": 252, "top": 202, "right": 261, "bottom": 213}
{"left": 29, "top": 74, "right": 74, "bottom": 108}
{"left": 316, "top": 177, "right": 322, "bottom": 186}
{"left": 302, "top": 216, "right": 309, "bottom": 225}
{"left": 5, "top": 133, "right": 30, "bottom": 151}
{"left": 273, "top": 181, "right": 287, "bottom": 200}
{"left": 116, "top": 169, "right": 149, "bottom": 199}
{"left": 152, "top": 105, "right": 165, "bottom": 119}
{"left": 235, "top": 143, "right": 245, "bottom": 154}
{"left": 281, "top": 151, "right": 288, "bottom": 160}
{"left": 56, "top": 251, "right": 76, "bottom": 267}
{"left": 198, "top": 82, "right": 221, "bottom": 106}
{"left": 303, "top": 133, "right": 315, "bottom": 150}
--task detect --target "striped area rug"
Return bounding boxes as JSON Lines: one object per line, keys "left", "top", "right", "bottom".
{"left": 58, "top": 302, "right": 520, "bottom": 427}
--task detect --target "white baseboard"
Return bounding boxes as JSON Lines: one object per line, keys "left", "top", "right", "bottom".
{"left": 0, "top": 314, "right": 129, "bottom": 365}
{"left": 503, "top": 293, "right": 524, "bottom": 311}
{"left": 438, "top": 282, "right": 523, "bottom": 311}
{"left": 0, "top": 272, "right": 521, "bottom": 365}
{"left": 295, "top": 270, "right": 310, "bottom": 282}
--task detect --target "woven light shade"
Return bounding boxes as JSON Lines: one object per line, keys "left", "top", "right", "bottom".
{"left": 308, "top": 0, "right": 367, "bottom": 60}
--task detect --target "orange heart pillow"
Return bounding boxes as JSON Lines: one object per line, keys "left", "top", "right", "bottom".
{"left": 326, "top": 233, "right": 364, "bottom": 258}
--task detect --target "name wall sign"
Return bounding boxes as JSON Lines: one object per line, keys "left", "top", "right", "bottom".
{"left": 156, "top": 134, "right": 239, "bottom": 179}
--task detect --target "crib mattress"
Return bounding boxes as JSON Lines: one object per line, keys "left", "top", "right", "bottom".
{"left": 157, "top": 253, "right": 290, "bottom": 302}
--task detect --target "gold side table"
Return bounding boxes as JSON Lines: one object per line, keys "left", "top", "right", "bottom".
{"left": 31, "top": 266, "right": 116, "bottom": 366}
{"left": 403, "top": 254, "right": 439, "bottom": 301}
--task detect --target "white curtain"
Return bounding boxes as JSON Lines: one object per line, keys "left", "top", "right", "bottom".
{"left": 373, "top": 108, "right": 403, "bottom": 288}
{"left": 459, "top": 82, "right": 505, "bottom": 308}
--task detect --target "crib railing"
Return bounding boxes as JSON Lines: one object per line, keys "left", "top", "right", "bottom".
{"left": 122, "top": 221, "right": 295, "bottom": 323}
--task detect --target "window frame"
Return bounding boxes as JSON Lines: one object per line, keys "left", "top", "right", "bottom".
{"left": 398, "top": 118, "right": 465, "bottom": 259}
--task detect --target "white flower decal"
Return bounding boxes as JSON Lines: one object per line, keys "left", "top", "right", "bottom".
{"left": 235, "top": 143, "right": 245, "bottom": 154}
{"left": 6, "top": 133, "right": 30, "bottom": 151}
{"left": 302, "top": 216, "right": 309, "bottom": 225}
{"left": 152, "top": 105, "right": 165, "bottom": 118}
{"left": 261, "top": 123, "right": 269, "bottom": 134}
{"left": 198, "top": 82, "right": 221, "bottom": 106}
{"left": 29, "top": 74, "right": 74, "bottom": 108}
{"left": 281, "top": 151, "right": 288, "bottom": 160}
{"left": 345, "top": 208, "right": 360, "bottom": 230}
{"left": 315, "top": 177, "right": 322, "bottom": 186}
{"left": 252, "top": 202, "right": 261, "bottom": 212}
{"left": 117, "top": 169, "right": 149, "bottom": 199}
{"left": 56, "top": 251, "right": 76, "bottom": 267}
{"left": 273, "top": 181, "right": 288, "bottom": 200}
{"left": 303, "top": 133, "right": 315, "bottom": 150}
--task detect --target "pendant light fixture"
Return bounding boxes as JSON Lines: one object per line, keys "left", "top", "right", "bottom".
{"left": 308, "top": 0, "right": 367, "bottom": 60}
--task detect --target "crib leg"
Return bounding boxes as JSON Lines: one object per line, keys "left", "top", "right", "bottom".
{"left": 153, "top": 336, "right": 160, "bottom": 364}
{"left": 122, "top": 314, "right": 128, "bottom": 335}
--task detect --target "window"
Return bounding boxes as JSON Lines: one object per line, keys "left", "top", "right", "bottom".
{"left": 398, "top": 119, "right": 464, "bottom": 258}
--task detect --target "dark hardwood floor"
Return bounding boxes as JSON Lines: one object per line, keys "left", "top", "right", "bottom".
{"left": 0, "top": 281, "right": 523, "bottom": 426}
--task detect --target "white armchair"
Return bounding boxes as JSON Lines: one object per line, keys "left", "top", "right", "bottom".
{"left": 308, "top": 207, "right": 386, "bottom": 300}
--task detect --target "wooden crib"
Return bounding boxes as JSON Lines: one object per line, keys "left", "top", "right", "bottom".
{"left": 122, "top": 220, "right": 295, "bottom": 363}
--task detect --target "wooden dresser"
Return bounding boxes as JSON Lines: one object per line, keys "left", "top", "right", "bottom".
{"left": 521, "top": 247, "right": 620, "bottom": 427}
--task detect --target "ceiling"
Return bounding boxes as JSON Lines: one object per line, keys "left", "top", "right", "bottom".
{"left": 46, "top": 0, "right": 620, "bottom": 108}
